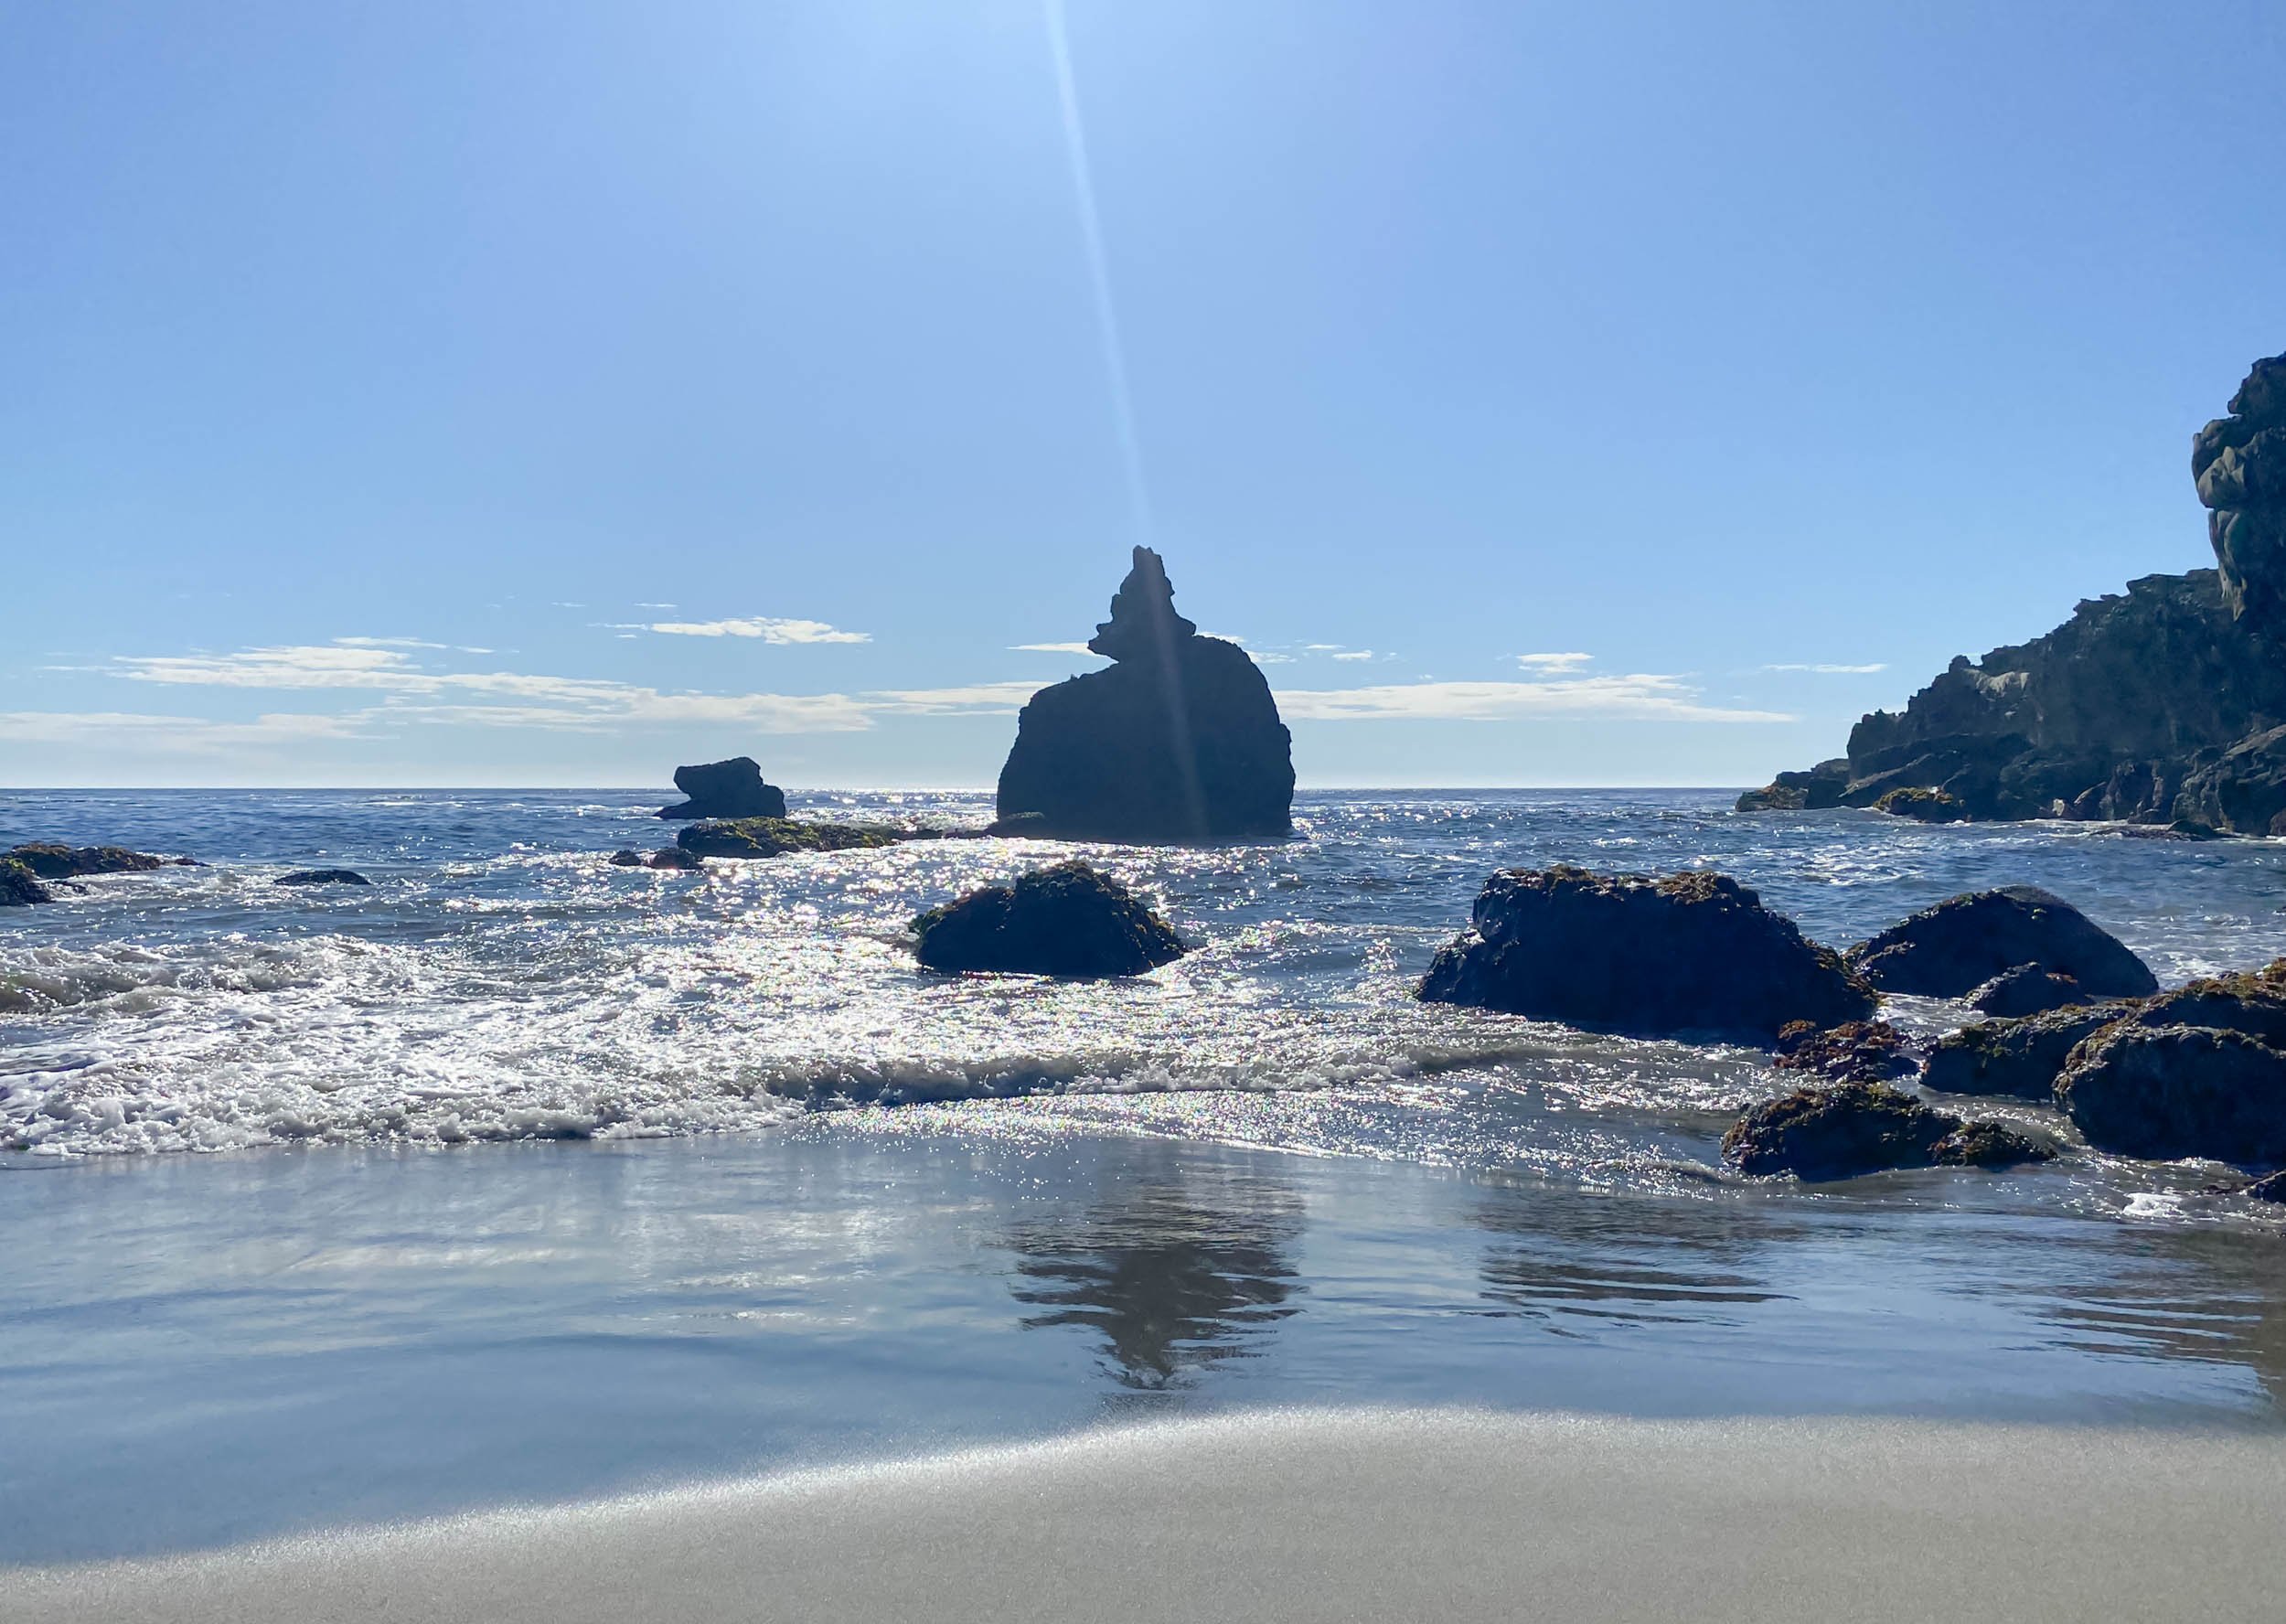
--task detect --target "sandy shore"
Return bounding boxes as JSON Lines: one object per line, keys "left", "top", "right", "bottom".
{"left": 7, "top": 1408, "right": 2282, "bottom": 1622}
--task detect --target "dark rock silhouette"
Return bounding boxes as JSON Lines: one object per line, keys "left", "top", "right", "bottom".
{"left": 1723, "top": 1081, "right": 2053, "bottom": 1180}
{"left": 1738, "top": 350, "right": 2286, "bottom": 828}
{"left": 1968, "top": 964, "right": 2093, "bottom": 1018}
{"left": 1919, "top": 1002, "right": 2135, "bottom": 1099}
{"left": 1847, "top": 887, "right": 2156, "bottom": 999}
{"left": 5, "top": 843, "right": 175, "bottom": 879}
{"left": 2057, "top": 960, "right": 2286, "bottom": 1165}
{"left": 276, "top": 869, "right": 369, "bottom": 886}
{"left": 2197, "top": 352, "right": 2286, "bottom": 629}
{"left": 676, "top": 817, "right": 913, "bottom": 858}
{"left": 0, "top": 860, "right": 54, "bottom": 906}
{"left": 1875, "top": 786, "right": 1969, "bottom": 823}
{"left": 610, "top": 848, "right": 703, "bottom": 871}
{"left": 912, "top": 860, "right": 1184, "bottom": 978}
{"left": 1771, "top": 1019, "right": 1914, "bottom": 1083}
{"left": 657, "top": 757, "right": 786, "bottom": 821}
{"left": 993, "top": 548, "right": 1293, "bottom": 842}
{"left": 1416, "top": 866, "right": 1874, "bottom": 1042}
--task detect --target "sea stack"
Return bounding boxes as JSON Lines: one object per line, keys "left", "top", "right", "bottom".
{"left": 993, "top": 548, "right": 1294, "bottom": 842}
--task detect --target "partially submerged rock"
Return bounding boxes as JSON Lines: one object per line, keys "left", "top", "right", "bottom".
{"left": 1772, "top": 1020, "right": 1915, "bottom": 1083}
{"left": 1968, "top": 964, "right": 2094, "bottom": 1018}
{"left": 2056, "top": 961, "right": 2286, "bottom": 1164}
{"left": 1919, "top": 1003, "right": 2134, "bottom": 1099}
{"left": 657, "top": 757, "right": 787, "bottom": 822}
{"left": 1416, "top": 866, "right": 1874, "bottom": 1042}
{"left": 1735, "top": 760, "right": 1850, "bottom": 813}
{"left": 5, "top": 842, "right": 174, "bottom": 879}
{"left": 677, "top": 817, "right": 913, "bottom": 859}
{"left": 276, "top": 869, "right": 370, "bottom": 886}
{"left": 1723, "top": 1082, "right": 2053, "bottom": 1180}
{"left": 993, "top": 548, "right": 1294, "bottom": 842}
{"left": 611, "top": 848, "right": 703, "bottom": 871}
{"left": 1848, "top": 887, "right": 2156, "bottom": 999}
{"left": 0, "top": 860, "right": 55, "bottom": 907}
{"left": 1874, "top": 786, "right": 1970, "bottom": 823}
{"left": 911, "top": 860, "right": 1185, "bottom": 978}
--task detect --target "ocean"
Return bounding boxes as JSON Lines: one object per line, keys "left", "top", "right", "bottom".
{"left": 5, "top": 787, "right": 2286, "bottom": 1563}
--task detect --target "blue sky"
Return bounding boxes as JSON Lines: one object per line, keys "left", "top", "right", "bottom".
{"left": 5, "top": 0, "right": 2282, "bottom": 787}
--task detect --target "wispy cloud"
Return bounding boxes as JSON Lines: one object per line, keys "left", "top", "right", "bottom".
{"left": 864, "top": 681, "right": 1046, "bottom": 716}
{"left": 1275, "top": 675, "right": 1791, "bottom": 724}
{"left": 646, "top": 616, "right": 870, "bottom": 644}
{"left": 0, "top": 710, "right": 372, "bottom": 753}
{"left": 1515, "top": 652, "right": 1593, "bottom": 671}
{"left": 1330, "top": 649, "right": 1376, "bottom": 662}
{"left": 1010, "top": 641, "right": 1100, "bottom": 656}
{"left": 1763, "top": 662, "right": 1887, "bottom": 674}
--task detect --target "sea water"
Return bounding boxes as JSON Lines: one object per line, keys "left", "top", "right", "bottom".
{"left": 4, "top": 788, "right": 2285, "bottom": 1561}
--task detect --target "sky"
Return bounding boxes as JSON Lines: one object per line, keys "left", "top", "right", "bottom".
{"left": 5, "top": 0, "right": 2284, "bottom": 788}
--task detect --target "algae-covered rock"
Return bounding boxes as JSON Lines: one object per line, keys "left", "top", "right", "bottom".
{"left": 1722, "top": 1082, "right": 2049, "bottom": 1180}
{"left": 657, "top": 757, "right": 787, "bottom": 821}
{"left": 1968, "top": 964, "right": 2094, "bottom": 1018}
{"left": 678, "top": 817, "right": 913, "bottom": 859}
{"left": 2058, "top": 1026, "right": 2286, "bottom": 1167}
{"left": 5, "top": 843, "right": 171, "bottom": 879}
{"left": 0, "top": 860, "right": 55, "bottom": 907}
{"left": 1416, "top": 865, "right": 1874, "bottom": 1042}
{"left": 911, "top": 860, "right": 1185, "bottom": 978}
{"left": 1918, "top": 1003, "right": 2133, "bottom": 1099}
{"left": 1848, "top": 887, "right": 2156, "bottom": 999}
{"left": 993, "top": 548, "right": 1293, "bottom": 842}
{"left": 1772, "top": 1020, "right": 1914, "bottom": 1084}
{"left": 2055, "top": 960, "right": 2286, "bottom": 1164}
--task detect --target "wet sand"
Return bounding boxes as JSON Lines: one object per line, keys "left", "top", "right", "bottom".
{"left": 9, "top": 1408, "right": 2281, "bottom": 1623}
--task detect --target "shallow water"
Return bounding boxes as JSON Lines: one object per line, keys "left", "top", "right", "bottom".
{"left": 5, "top": 788, "right": 2286, "bottom": 1562}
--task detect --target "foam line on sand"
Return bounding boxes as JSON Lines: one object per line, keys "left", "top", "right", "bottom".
{"left": 7, "top": 1408, "right": 2283, "bottom": 1622}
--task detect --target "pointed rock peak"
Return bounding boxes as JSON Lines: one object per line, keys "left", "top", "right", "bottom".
{"left": 1087, "top": 546, "right": 1198, "bottom": 662}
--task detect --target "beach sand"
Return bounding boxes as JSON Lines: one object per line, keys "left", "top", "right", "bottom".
{"left": 8, "top": 1408, "right": 2281, "bottom": 1622}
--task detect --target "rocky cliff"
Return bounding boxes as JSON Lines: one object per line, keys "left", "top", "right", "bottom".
{"left": 1740, "top": 351, "right": 2286, "bottom": 832}
{"left": 994, "top": 548, "right": 1294, "bottom": 842}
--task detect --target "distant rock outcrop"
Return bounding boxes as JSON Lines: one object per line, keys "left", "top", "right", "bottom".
{"left": 5, "top": 843, "right": 176, "bottom": 879}
{"left": 676, "top": 817, "right": 914, "bottom": 859}
{"left": 657, "top": 758, "right": 786, "bottom": 821}
{"left": 1736, "top": 348, "right": 2286, "bottom": 829}
{"left": 993, "top": 549, "right": 1293, "bottom": 842}
{"left": 911, "top": 861, "right": 1185, "bottom": 978}
{"left": 1416, "top": 865, "right": 1875, "bottom": 1042}
{"left": 1846, "top": 887, "right": 2157, "bottom": 1000}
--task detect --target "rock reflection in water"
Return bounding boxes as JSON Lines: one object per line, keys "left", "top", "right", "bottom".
{"left": 1004, "top": 1160, "right": 1303, "bottom": 1391}
{"left": 1472, "top": 1185, "right": 1795, "bottom": 1334}
{"left": 2022, "top": 1222, "right": 2286, "bottom": 1404}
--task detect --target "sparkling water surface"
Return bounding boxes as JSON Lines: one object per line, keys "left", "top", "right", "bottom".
{"left": 5, "top": 788, "right": 2286, "bottom": 1562}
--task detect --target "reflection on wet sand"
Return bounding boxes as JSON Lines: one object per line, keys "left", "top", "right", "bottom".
{"left": 1470, "top": 1183, "right": 1797, "bottom": 1333}
{"left": 1003, "top": 1160, "right": 1304, "bottom": 1392}
{"left": 2021, "top": 1222, "right": 2286, "bottom": 1404}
